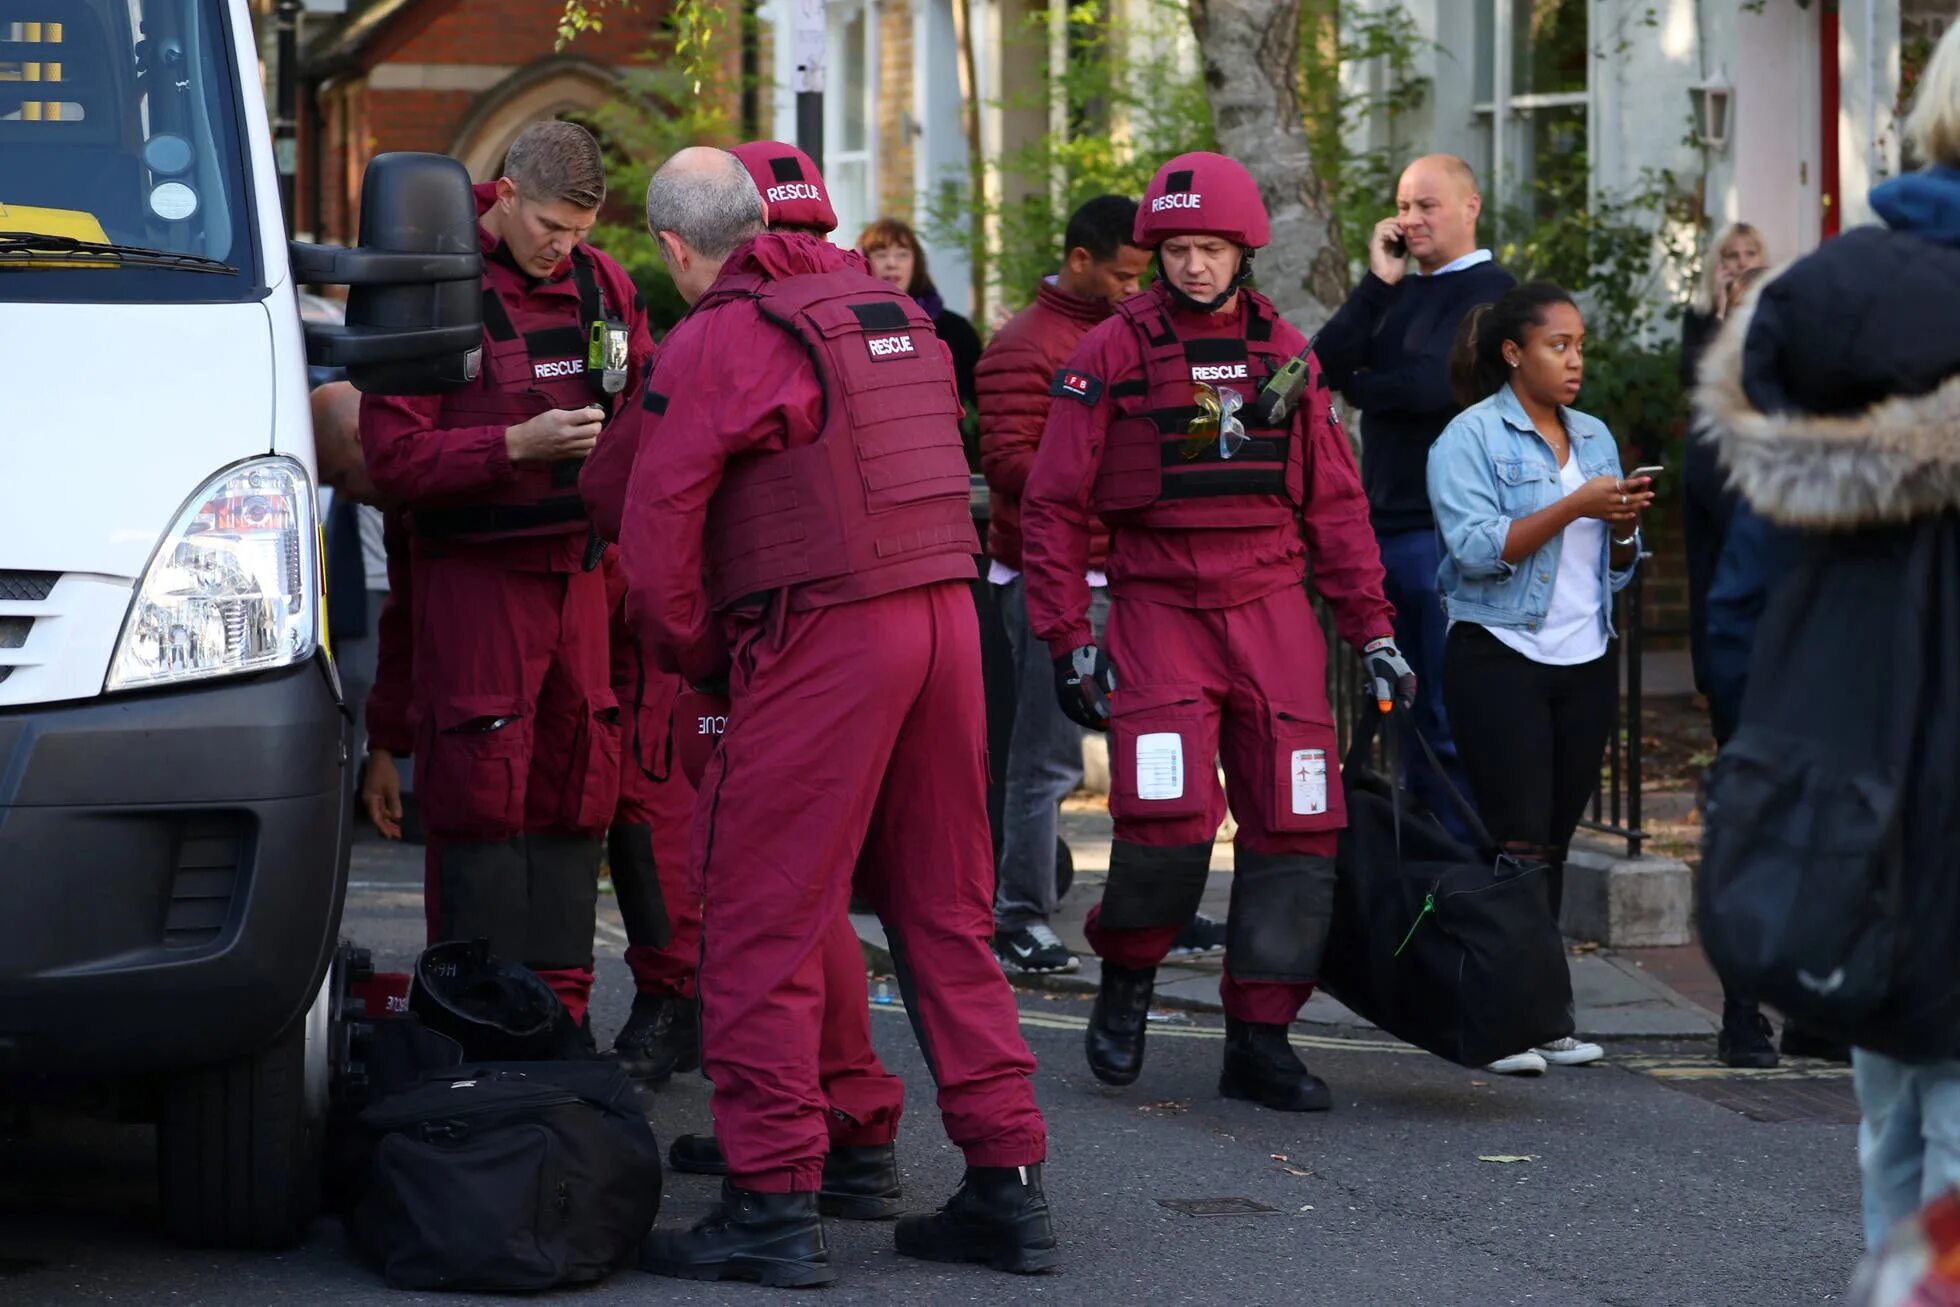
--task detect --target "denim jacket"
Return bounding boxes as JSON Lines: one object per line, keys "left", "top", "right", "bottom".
{"left": 1425, "top": 384, "right": 1640, "bottom": 637}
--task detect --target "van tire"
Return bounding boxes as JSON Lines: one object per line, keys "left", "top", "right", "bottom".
{"left": 157, "top": 1002, "right": 325, "bottom": 1249}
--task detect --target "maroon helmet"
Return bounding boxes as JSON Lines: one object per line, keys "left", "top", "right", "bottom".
{"left": 1133, "top": 152, "right": 1269, "bottom": 249}
{"left": 730, "top": 140, "right": 837, "bottom": 234}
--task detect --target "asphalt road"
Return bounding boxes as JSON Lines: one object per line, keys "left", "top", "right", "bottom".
{"left": 0, "top": 834, "right": 1867, "bottom": 1306}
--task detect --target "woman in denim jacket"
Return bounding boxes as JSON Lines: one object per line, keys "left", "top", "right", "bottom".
{"left": 1426, "top": 282, "right": 1654, "bottom": 1077}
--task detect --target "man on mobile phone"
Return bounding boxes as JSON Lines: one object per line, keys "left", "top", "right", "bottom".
{"left": 1314, "top": 154, "right": 1513, "bottom": 836}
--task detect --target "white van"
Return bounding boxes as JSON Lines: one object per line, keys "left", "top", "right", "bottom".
{"left": 0, "top": 0, "right": 479, "bottom": 1248}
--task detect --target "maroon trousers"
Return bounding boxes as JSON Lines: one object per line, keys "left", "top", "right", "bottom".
{"left": 608, "top": 634, "right": 704, "bottom": 1001}
{"left": 414, "top": 541, "right": 618, "bottom": 1026}
{"left": 1085, "top": 586, "right": 1344, "bottom": 1026}
{"left": 693, "top": 581, "right": 1045, "bottom": 1190}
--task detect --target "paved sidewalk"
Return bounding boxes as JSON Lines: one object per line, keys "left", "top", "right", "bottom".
{"left": 855, "top": 797, "right": 1721, "bottom": 1040}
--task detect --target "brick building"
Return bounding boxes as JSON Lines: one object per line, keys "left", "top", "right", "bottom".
{"left": 279, "top": 0, "right": 684, "bottom": 245}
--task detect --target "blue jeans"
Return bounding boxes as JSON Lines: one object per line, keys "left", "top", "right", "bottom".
{"left": 1376, "top": 527, "right": 1477, "bottom": 840}
{"left": 994, "top": 577, "right": 1107, "bottom": 930}
{"left": 1854, "top": 1048, "right": 1960, "bottom": 1249}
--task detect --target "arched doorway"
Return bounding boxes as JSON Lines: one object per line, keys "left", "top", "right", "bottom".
{"left": 450, "top": 57, "right": 620, "bottom": 182}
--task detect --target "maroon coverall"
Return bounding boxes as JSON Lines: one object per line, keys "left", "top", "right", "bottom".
{"left": 584, "top": 335, "right": 904, "bottom": 1154}
{"left": 1022, "top": 282, "right": 1395, "bottom": 1025}
{"left": 619, "top": 233, "right": 1043, "bottom": 1192}
{"left": 359, "top": 185, "right": 654, "bottom": 1026}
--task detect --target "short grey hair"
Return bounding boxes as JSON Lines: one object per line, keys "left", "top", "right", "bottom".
{"left": 645, "top": 149, "right": 766, "bottom": 260}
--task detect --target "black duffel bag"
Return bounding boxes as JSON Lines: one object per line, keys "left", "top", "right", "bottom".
{"left": 1319, "top": 705, "right": 1574, "bottom": 1068}
{"left": 345, "top": 1060, "right": 663, "bottom": 1291}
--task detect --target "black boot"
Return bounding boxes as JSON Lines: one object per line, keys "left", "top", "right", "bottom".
{"left": 1218, "top": 1018, "right": 1331, "bottom": 1112}
{"left": 894, "top": 1164, "right": 1057, "bottom": 1275}
{"left": 817, "top": 1144, "right": 903, "bottom": 1220}
{"left": 609, "top": 995, "right": 700, "bottom": 1083}
{"left": 640, "top": 1182, "right": 833, "bottom": 1288}
{"left": 1780, "top": 1019, "right": 1852, "bottom": 1064}
{"left": 1086, "top": 963, "right": 1155, "bottom": 1086}
{"left": 1718, "top": 1004, "right": 1779, "bottom": 1069}
{"left": 668, "top": 1134, "right": 902, "bottom": 1219}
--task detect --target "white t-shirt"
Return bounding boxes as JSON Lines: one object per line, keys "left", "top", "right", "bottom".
{"left": 1489, "top": 452, "right": 1609, "bottom": 666}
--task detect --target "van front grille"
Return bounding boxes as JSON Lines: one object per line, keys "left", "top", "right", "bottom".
{"left": 0, "top": 571, "right": 57, "bottom": 602}
{"left": 0, "top": 616, "right": 31, "bottom": 649}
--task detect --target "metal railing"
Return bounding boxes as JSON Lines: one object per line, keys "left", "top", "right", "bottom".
{"left": 1578, "top": 555, "right": 1648, "bottom": 858}
{"left": 1318, "top": 554, "right": 1650, "bottom": 860}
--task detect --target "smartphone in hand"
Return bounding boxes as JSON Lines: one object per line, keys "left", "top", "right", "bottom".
{"left": 1627, "top": 465, "right": 1665, "bottom": 485}
{"left": 1386, "top": 233, "right": 1408, "bottom": 259}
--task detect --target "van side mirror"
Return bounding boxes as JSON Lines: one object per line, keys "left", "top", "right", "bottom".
{"left": 289, "top": 152, "right": 483, "bottom": 395}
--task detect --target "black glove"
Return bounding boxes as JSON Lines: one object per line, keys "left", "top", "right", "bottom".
{"left": 1362, "top": 636, "right": 1417, "bottom": 712}
{"left": 1053, "top": 644, "right": 1118, "bottom": 731}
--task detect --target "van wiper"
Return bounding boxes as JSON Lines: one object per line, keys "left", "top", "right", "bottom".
{"left": 0, "top": 232, "right": 236, "bottom": 274}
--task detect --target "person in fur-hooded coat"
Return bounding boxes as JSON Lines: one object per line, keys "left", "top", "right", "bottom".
{"left": 1692, "top": 20, "right": 1960, "bottom": 1252}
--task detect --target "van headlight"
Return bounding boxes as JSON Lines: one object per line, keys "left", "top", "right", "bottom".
{"left": 107, "top": 457, "right": 319, "bottom": 692}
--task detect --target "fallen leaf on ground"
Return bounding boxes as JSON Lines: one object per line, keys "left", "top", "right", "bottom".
{"left": 1280, "top": 1166, "right": 1313, "bottom": 1177}
{"left": 1470, "top": 1080, "right": 1488, "bottom": 1087}
{"left": 1478, "top": 1155, "right": 1538, "bottom": 1164}
{"left": 1270, "top": 1153, "right": 1288, "bottom": 1162}
{"left": 1299, "top": 1205, "right": 1315, "bottom": 1212}
{"left": 1138, "top": 1100, "right": 1189, "bottom": 1116}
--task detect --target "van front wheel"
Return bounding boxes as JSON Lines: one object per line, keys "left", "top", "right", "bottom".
{"left": 156, "top": 975, "right": 329, "bottom": 1249}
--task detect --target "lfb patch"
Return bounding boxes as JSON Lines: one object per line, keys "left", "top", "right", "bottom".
{"left": 1050, "top": 368, "right": 1104, "bottom": 404}
{"left": 866, "top": 332, "right": 917, "bottom": 360}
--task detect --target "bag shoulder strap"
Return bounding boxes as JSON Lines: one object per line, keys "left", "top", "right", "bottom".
{"left": 1342, "top": 700, "right": 1494, "bottom": 856}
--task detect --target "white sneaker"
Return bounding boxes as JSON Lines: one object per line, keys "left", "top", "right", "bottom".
{"left": 1486, "top": 1051, "right": 1548, "bottom": 1076}
{"left": 1534, "top": 1036, "right": 1605, "bottom": 1067}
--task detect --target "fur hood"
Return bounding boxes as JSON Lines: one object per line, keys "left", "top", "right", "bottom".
{"left": 1695, "top": 252, "right": 1960, "bottom": 530}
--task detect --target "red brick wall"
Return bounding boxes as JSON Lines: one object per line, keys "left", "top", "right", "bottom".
{"left": 303, "top": 0, "right": 698, "bottom": 244}
{"left": 386, "top": 0, "right": 668, "bottom": 65}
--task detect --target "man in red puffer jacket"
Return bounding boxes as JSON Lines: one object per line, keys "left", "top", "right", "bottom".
{"left": 979, "top": 195, "right": 1150, "bottom": 975}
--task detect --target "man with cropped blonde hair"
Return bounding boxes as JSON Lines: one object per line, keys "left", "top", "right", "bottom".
{"left": 360, "top": 119, "right": 654, "bottom": 1036}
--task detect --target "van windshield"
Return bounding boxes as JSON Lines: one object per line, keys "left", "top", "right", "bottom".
{"left": 0, "top": 0, "right": 257, "bottom": 300}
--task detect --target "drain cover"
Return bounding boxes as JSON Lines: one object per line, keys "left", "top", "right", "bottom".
{"left": 1660, "top": 1076, "right": 1861, "bottom": 1124}
{"left": 1156, "top": 1197, "right": 1281, "bottom": 1217}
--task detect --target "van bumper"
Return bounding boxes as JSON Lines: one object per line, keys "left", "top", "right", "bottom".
{"left": 0, "top": 658, "right": 352, "bottom": 1084}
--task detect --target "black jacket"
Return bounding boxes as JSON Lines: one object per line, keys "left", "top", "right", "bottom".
{"left": 1315, "top": 261, "right": 1516, "bottom": 535}
{"left": 1693, "top": 173, "right": 1960, "bottom": 1059}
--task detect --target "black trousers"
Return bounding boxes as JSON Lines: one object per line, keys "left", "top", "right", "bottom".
{"left": 1442, "top": 623, "right": 1616, "bottom": 915}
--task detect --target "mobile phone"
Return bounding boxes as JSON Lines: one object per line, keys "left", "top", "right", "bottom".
{"left": 1627, "top": 465, "right": 1665, "bottom": 485}
{"left": 1386, "top": 232, "right": 1408, "bottom": 259}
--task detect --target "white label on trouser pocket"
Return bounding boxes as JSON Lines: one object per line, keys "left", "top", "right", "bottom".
{"left": 1135, "top": 732, "right": 1185, "bottom": 800}
{"left": 1291, "top": 749, "right": 1328, "bottom": 815}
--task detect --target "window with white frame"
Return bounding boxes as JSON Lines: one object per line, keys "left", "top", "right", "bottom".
{"left": 825, "top": 0, "right": 876, "bottom": 244}
{"left": 1472, "top": 0, "right": 1590, "bottom": 221}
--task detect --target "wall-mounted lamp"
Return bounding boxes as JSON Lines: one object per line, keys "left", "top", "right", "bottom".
{"left": 1690, "top": 72, "right": 1733, "bottom": 152}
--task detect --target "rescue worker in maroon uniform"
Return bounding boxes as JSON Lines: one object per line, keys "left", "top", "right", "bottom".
{"left": 580, "top": 140, "right": 911, "bottom": 1218}
{"left": 359, "top": 122, "right": 654, "bottom": 1030}
{"left": 1022, "top": 152, "right": 1414, "bottom": 1112}
{"left": 619, "top": 147, "right": 1054, "bottom": 1288}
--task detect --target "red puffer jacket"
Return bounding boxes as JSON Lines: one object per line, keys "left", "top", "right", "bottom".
{"left": 977, "top": 280, "right": 1114, "bottom": 572}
